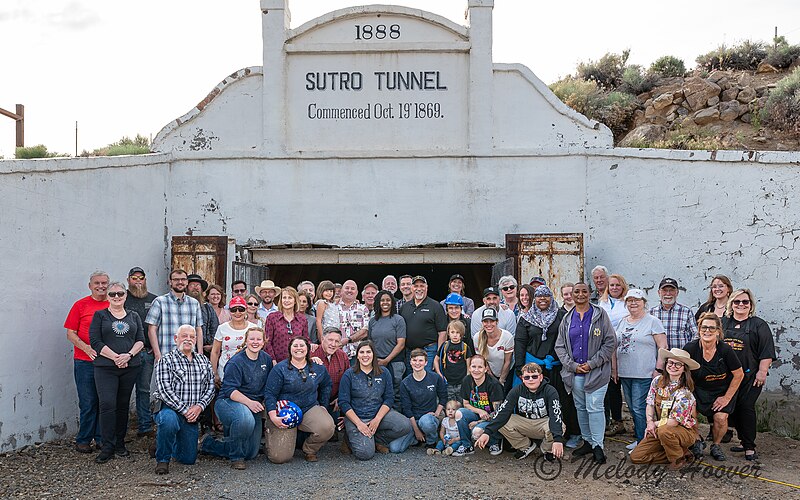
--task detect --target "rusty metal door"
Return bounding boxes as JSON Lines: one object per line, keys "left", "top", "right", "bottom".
{"left": 505, "top": 233, "right": 584, "bottom": 304}
{"left": 171, "top": 236, "right": 228, "bottom": 288}
{"left": 231, "top": 261, "right": 269, "bottom": 294}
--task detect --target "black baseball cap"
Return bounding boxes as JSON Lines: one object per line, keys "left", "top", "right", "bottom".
{"left": 449, "top": 274, "right": 465, "bottom": 282}
{"left": 412, "top": 275, "right": 427, "bottom": 284}
{"left": 128, "top": 267, "right": 146, "bottom": 277}
{"left": 659, "top": 278, "right": 679, "bottom": 289}
{"left": 481, "top": 308, "right": 498, "bottom": 321}
{"left": 483, "top": 286, "right": 500, "bottom": 297}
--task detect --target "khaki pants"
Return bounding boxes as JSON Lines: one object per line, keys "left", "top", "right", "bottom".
{"left": 265, "top": 405, "right": 335, "bottom": 464}
{"left": 499, "top": 415, "right": 554, "bottom": 452}
{"left": 629, "top": 424, "right": 697, "bottom": 465}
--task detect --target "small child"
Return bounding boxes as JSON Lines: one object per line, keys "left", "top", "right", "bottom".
{"left": 427, "top": 400, "right": 469, "bottom": 456}
{"left": 315, "top": 280, "right": 340, "bottom": 335}
{"left": 434, "top": 321, "right": 475, "bottom": 401}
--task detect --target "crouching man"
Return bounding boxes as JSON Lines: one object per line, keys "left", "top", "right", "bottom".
{"left": 151, "top": 324, "right": 215, "bottom": 474}
{"left": 475, "top": 362, "right": 565, "bottom": 461}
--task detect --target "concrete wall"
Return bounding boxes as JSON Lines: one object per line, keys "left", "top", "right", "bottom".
{"left": 0, "top": 154, "right": 170, "bottom": 451}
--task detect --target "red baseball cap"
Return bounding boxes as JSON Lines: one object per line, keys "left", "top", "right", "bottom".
{"left": 229, "top": 296, "right": 247, "bottom": 309}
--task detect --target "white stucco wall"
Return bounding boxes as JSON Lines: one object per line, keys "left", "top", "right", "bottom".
{"left": 0, "top": 154, "right": 170, "bottom": 451}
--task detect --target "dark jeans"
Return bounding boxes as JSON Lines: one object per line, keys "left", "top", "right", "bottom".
{"left": 135, "top": 350, "right": 155, "bottom": 433}
{"left": 74, "top": 359, "right": 101, "bottom": 445}
{"left": 731, "top": 374, "right": 763, "bottom": 451}
{"left": 94, "top": 364, "right": 141, "bottom": 452}
{"left": 605, "top": 377, "right": 623, "bottom": 422}
{"left": 154, "top": 407, "right": 199, "bottom": 464}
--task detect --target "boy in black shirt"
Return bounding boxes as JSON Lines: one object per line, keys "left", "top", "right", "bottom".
{"left": 434, "top": 321, "right": 475, "bottom": 401}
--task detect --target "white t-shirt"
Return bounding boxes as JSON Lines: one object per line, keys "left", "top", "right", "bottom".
{"left": 214, "top": 321, "right": 258, "bottom": 380}
{"left": 599, "top": 297, "right": 628, "bottom": 330}
{"left": 615, "top": 314, "right": 666, "bottom": 378}
{"left": 472, "top": 329, "right": 514, "bottom": 379}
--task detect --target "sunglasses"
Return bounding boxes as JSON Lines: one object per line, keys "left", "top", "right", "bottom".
{"left": 230, "top": 307, "right": 246, "bottom": 313}
{"left": 501, "top": 286, "right": 516, "bottom": 291}
{"left": 521, "top": 374, "right": 541, "bottom": 380}
{"left": 232, "top": 289, "right": 246, "bottom": 294}
{"left": 732, "top": 299, "right": 750, "bottom": 306}
{"left": 107, "top": 291, "right": 126, "bottom": 298}
{"left": 247, "top": 302, "right": 259, "bottom": 306}
{"left": 129, "top": 276, "right": 144, "bottom": 281}
{"left": 699, "top": 325, "right": 718, "bottom": 331}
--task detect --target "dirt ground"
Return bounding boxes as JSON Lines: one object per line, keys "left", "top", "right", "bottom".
{"left": 0, "top": 421, "right": 798, "bottom": 499}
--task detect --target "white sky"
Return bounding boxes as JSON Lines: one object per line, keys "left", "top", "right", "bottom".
{"left": 0, "top": 0, "right": 797, "bottom": 158}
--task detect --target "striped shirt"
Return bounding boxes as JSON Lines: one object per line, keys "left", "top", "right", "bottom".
{"left": 153, "top": 348, "right": 215, "bottom": 414}
{"left": 649, "top": 302, "right": 698, "bottom": 349}
{"left": 145, "top": 292, "right": 202, "bottom": 353}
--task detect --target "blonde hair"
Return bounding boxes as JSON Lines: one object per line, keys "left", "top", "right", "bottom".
{"left": 279, "top": 286, "right": 301, "bottom": 314}
{"left": 447, "top": 320, "right": 465, "bottom": 339}
{"left": 237, "top": 327, "right": 266, "bottom": 351}
{"left": 445, "top": 400, "right": 462, "bottom": 411}
{"left": 726, "top": 288, "right": 756, "bottom": 318}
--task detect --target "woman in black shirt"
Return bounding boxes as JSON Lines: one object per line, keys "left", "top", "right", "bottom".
{"left": 89, "top": 282, "right": 145, "bottom": 463}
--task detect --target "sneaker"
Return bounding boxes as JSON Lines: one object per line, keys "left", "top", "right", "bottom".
{"left": 604, "top": 420, "right": 625, "bottom": 437}
{"left": 489, "top": 442, "right": 503, "bottom": 456}
{"left": 514, "top": 443, "right": 537, "bottom": 460}
{"left": 443, "top": 446, "right": 454, "bottom": 456}
{"left": 544, "top": 452, "right": 556, "bottom": 462}
{"left": 154, "top": 462, "right": 169, "bottom": 475}
{"left": 689, "top": 440, "right": 706, "bottom": 459}
{"left": 452, "top": 445, "right": 474, "bottom": 457}
{"left": 722, "top": 428, "right": 734, "bottom": 443}
{"left": 625, "top": 441, "right": 638, "bottom": 451}
{"left": 572, "top": 441, "right": 594, "bottom": 457}
{"left": 592, "top": 445, "right": 606, "bottom": 464}
{"left": 565, "top": 435, "right": 582, "bottom": 449}
{"left": 709, "top": 443, "right": 726, "bottom": 461}
{"left": 114, "top": 446, "right": 130, "bottom": 457}
{"left": 231, "top": 460, "right": 246, "bottom": 470}
{"left": 94, "top": 449, "right": 114, "bottom": 464}
{"left": 426, "top": 448, "right": 440, "bottom": 456}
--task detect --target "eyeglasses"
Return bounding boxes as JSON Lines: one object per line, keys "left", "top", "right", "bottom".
{"left": 501, "top": 286, "right": 516, "bottom": 291}
{"left": 666, "top": 360, "right": 685, "bottom": 368}
{"left": 230, "top": 307, "right": 246, "bottom": 313}
{"left": 171, "top": 278, "right": 188, "bottom": 282}
{"left": 107, "top": 291, "right": 126, "bottom": 298}
{"left": 232, "top": 289, "right": 246, "bottom": 294}
{"left": 521, "top": 374, "right": 541, "bottom": 380}
{"left": 710, "top": 284, "right": 726, "bottom": 289}
{"left": 732, "top": 299, "right": 750, "bottom": 306}
{"left": 247, "top": 302, "right": 259, "bottom": 307}
{"left": 699, "top": 325, "right": 718, "bottom": 331}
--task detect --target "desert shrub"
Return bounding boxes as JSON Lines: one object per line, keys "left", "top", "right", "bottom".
{"left": 619, "top": 65, "right": 658, "bottom": 95}
{"left": 81, "top": 134, "right": 151, "bottom": 157}
{"left": 696, "top": 40, "right": 768, "bottom": 71}
{"left": 760, "top": 67, "right": 800, "bottom": 133}
{"left": 764, "top": 37, "right": 800, "bottom": 69}
{"left": 649, "top": 55, "right": 686, "bottom": 78}
{"left": 576, "top": 50, "right": 630, "bottom": 89}
{"left": 15, "top": 145, "right": 69, "bottom": 159}
{"left": 550, "top": 77, "right": 637, "bottom": 138}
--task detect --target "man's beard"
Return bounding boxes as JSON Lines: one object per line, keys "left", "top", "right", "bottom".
{"left": 187, "top": 290, "right": 205, "bottom": 304}
{"left": 129, "top": 283, "right": 148, "bottom": 299}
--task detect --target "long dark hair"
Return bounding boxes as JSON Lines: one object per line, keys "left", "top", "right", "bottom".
{"left": 287, "top": 336, "right": 312, "bottom": 364}
{"left": 374, "top": 290, "right": 396, "bottom": 318}
{"left": 353, "top": 340, "right": 381, "bottom": 374}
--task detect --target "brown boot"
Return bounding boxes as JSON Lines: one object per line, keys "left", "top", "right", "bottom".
{"left": 230, "top": 460, "right": 246, "bottom": 470}
{"left": 154, "top": 462, "right": 169, "bottom": 475}
{"left": 375, "top": 443, "right": 389, "bottom": 454}
{"left": 340, "top": 438, "right": 351, "bottom": 455}
{"left": 604, "top": 420, "right": 625, "bottom": 436}
{"left": 305, "top": 453, "right": 318, "bottom": 462}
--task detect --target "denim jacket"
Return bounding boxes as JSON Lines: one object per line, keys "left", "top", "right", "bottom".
{"left": 338, "top": 367, "right": 393, "bottom": 421}
{"left": 264, "top": 359, "right": 332, "bottom": 414}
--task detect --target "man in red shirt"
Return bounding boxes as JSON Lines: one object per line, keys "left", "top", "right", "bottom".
{"left": 64, "top": 271, "right": 110, "bottom": 453}
{"left": 311, "top": 327, "right": 349, "bottom": 440}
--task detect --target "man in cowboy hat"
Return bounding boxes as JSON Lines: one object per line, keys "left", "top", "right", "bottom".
{"left": 255, "top": 280, "right": 281, "bottom": 319}
{"left": 186, "top": 273, "right": 218, "bottom": 359}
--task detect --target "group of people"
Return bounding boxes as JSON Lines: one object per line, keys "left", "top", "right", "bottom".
{"left": 64, "top": 266, "right": 775, "bottom": 474}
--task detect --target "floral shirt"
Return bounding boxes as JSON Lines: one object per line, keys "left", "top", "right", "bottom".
{"left": 646, "top": 375, "right": 696, "bottom": 429}
{"left": 338, "top": 301, "right": 369, "bottom": 357}
{"left": 213, "top": 321, "right": 257, "bottom": 381}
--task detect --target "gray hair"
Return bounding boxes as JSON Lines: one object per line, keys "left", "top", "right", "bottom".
{"left": 498, "top": 275, "right": 517, "bottom": 287}
{"left": 89, "top": 270, "right": 110, "bottom": 282}
{"left": 107, "top": 281, "right": 127, "bottom": 292}
{"left": 382, "top": 275, "right": 397, "bottom": 285}
{"left": 591, "top": 265, "right": 609, "bottom": 277}
{"left": 322, "top": 326, "right": 342, "bottom": 337}
{"left": 297, "top": 280, "right": 314, "bottom": 290}
{"left": 176, "top": 324, "right": 195, "bottom": 336}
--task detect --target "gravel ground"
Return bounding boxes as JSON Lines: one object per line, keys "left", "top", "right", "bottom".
{"left": 1, "top": 424, "right": 799, "bottom": 499}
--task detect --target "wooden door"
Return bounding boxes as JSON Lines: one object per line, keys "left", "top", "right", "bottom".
{"left": 171, "top": 236, "right": 228, "bottom": 288}
{"left": 505, "top": 233, "right": 584, "bottom": 304}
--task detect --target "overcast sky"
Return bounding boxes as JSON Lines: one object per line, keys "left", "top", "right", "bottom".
{"left": 0, "top": 0, "right": 797, "bottom": 158}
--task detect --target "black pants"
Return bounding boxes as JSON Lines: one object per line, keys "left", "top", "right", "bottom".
{"left": 731, "top": 374, "right": 762, "bottom": 451}
{"left": 605, "top": 378, "right": 623, "bottom": 422}
{"left": 94, "top": 364, "right": 141, "bottom": 452}
{"left": 545, "top": 367, "right": 581, "bottom": 437}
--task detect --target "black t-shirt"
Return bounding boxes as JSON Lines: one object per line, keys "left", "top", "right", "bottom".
{"left": 684, "top": 339, "right": 742, "bottom": 392}
{"left": 438, "top": 341, "right": 475, "bottom": 384}
{"left": 460, "top": 375, "right": 504, "bottom": 414}
{"left": 125, "top": 292, "right": 157, "bottom": 348}
{"left": 88, "top": 309, "right": 145, "bottom": 368}
{"left": 400, "top": 296, "right": 448, "bottom": 349}
{"left": 721, "top": 316, "right": 776, "bottom": 375}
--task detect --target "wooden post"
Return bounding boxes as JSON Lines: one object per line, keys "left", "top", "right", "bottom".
{"left": 15, "top": 104, "right": 24, "bottom": 147}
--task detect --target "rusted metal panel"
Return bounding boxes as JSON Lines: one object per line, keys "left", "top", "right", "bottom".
{"left": 171, "top": 236, "right": 229, "bottom": 287}
{"left": 506, "top": 233, "right": 584, "bottom": 304}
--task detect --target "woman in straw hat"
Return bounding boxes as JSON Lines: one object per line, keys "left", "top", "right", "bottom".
{"left": 629, "top": 348, "right": 699, "bottom": 469}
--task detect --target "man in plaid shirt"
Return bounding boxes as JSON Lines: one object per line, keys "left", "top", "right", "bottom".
{"left": 649, "top": 277, "right": 698, "bottom": 349}
{"left": 146, "top": 269, "right": 203, "bottom": 361}
{"left": 151, "top": 325, "right": 214, "bottom": 475}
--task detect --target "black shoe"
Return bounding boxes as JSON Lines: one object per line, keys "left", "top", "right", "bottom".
{"left": 544, "top": 452, "right": 556, "bottom": 462}
{"left": 721, "top": 429, "right": 734, "bottom": 443}
{"left": 592, "top": 445, "right": 606, "bottom": 464}
{"left": 115, "top": 446, "right": 130, "bottom": 457}
{"left": 709, "top": 443, "right": 726, "bottom": 461}
{"left": 730, "top": 445, "right": 745, "bottom": 453}
{"left": 572, "top": 441, "right": 593, "bottom": 457}
{"left": 745, "top": 451, "right": 759, "bottom": 461}
{"left": 689, "top": 440, "right": 705, "bottom": 459}
{"left": 95, "top": 450, "right": 114, "bottom": 464}
{"left": 75, "top": 443, "right": 93, "bottom": 454}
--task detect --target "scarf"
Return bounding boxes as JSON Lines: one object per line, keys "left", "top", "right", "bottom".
{"left": 523, "top": 285, "right": 559, "bottom": 340}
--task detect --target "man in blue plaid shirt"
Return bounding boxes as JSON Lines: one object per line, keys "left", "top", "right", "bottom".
{"left": 649, "top": 277, "right": 698, "bottom": 349}
{"left": 146, "top": 269, "right": 203, "bottom": 362}
{"left": 151, "top": 325, "right": 214, "bottom": 475}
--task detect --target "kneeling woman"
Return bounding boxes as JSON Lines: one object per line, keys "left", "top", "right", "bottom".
{"left": 338, "top": 341, "right": 414, "bottom": 460}
{"left": 201, "top": 327, "right": 273, "bottom": 469}
{"left": 264, "top": 336, "right": 335, "bottom": 463}
{"left": 630, "top": 348, "right": 699, "bottom": 469}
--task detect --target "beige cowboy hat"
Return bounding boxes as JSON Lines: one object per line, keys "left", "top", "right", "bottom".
{"left": 255, "top": 280, "right": 281, "bottom": 295}
{"left": 658, "top": 348, "right": 700, "bottom": 371}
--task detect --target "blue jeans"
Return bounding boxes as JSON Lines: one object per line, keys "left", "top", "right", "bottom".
{"left": 417, "top": 413, "right": 440, "bottom": 445}
{"left": 458, "top": 409, "right": 499, "bottom": 446}
{"left": 74, "top": 359, "right": 101, "bottom": 445}
{"left": 135, "top": 350, "right": 155, "bottom": 433}
{"left": 201, "top": 398, "right": 262, "bottom": 462}
{"left": 620, "top": 377, "right": 651, "bottom": 442}
{"left": 344, "top": 409, "right": 413, "bottom": 460}
{"left": 388, "top": 361, "right": 405, "bottom": 410}
{"left": 436, "top": 438, "right": 471, "bottom": 451}
{"left": 572, "top": 376, "right": 608, "bottom": 449}
{"left": 154, "top": 407, "right": 199, "bottom": 464}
